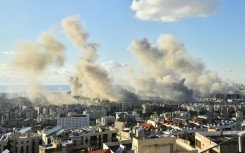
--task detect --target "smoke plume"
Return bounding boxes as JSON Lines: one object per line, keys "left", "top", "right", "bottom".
{"left": 9, "top": 16, "right": 237, "bottom": 103}
{"left": 11, "top": 32, "right": 75, "bottom": 104}
{"left": 11, "top": 32, "right": 65, "bottom": 74}
{"left": 61, "top": 16, "right": 137, "bottom": 101}
{"left": 128, "top": 34, "right": 235, "bottom": 101}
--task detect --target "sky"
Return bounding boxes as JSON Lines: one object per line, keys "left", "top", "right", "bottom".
{"left": 0, "top": 0, "right": 244, "bottom": 85}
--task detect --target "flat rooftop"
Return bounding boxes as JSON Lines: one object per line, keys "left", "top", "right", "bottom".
{"left": 208, "top": 136, "right": 237, "bottom": 144}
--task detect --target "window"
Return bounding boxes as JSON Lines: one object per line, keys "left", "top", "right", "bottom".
{"left": 32, "top": 139, "right": 35, "bottom": 144}
{"left": 26, "top": 145, "right": 29, "bottom": 153}
{"left": 21, "top": 146, "right": 24, "bottom": 153}
{"left": 196, "top": 140, "right": 201, "bottom": 149}
{"left": 103, "top": 134, "right": 108, "bottom": 143}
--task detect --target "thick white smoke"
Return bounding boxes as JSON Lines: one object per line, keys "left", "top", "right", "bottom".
{"left": 128, "top": 34, "right": 236, "bottom": 101}
{"left": 61, "top": 16, "right": 138, "bottom": 101}
{"left": 9, "top": 16, "right": 237, "bottom": 103}
{"left": 12, "top": 32, "right": 65, "bottom": 74}
{"left": 11, "top": 32, "right": 76, "bottom": 104}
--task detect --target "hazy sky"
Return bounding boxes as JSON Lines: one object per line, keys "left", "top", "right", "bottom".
{"left": 0, "top": 0, "right": 244, "bottom": 85}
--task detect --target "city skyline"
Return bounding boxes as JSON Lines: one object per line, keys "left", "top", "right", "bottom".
{"left": 0, "top": 0, "right": 244, "bottom": 100}
{"left": 0, "top": 2, "right": 245, "bottom": 152}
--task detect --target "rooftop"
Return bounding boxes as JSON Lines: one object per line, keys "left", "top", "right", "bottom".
{"left": 88, "top": 149, "right": 111, "bottom": 153}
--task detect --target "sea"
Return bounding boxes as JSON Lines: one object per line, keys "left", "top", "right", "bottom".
{"left": 0, "top": 85, "right": 70, "bottom": 93}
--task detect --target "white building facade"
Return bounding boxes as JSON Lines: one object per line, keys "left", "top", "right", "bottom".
{"left": 57, "top": 114, "right": 89, "bottom": 129}
{"left": 83, "top": 109, "right": 107, "bottom": 120}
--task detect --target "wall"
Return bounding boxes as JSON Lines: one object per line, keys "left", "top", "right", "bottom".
{"left": 195, "top": 132, "right": 217, "bottom": 152}
{"left": 132, "top": 137, "right": 176, "bottom": 153}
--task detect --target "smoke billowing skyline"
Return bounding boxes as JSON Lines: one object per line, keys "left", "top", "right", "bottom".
{"left": 7, "top": 16, "right": 238, "bottom": 103}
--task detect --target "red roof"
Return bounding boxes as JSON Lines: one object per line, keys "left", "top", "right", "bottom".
{"left": 138, "top": 122, "right": 155, "bottom": 130}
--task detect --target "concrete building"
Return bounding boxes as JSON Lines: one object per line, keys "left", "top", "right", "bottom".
{"left": 56, "top": 114, "right": 89, "bottom": 129}
{"left": 114, "top": 121, "right": 126, "bottom": 132}
{"left": 35, "top": 106, "right": 42, "bottom": 115}
{"left": 205, "top": 120, "right": 241, "bottom": 131}
{"left": 41, "top": 126, "right": 63, "bottom": 145}
{"left": 103, "top": 140, "right": 133, "bottom": 153}
{"left": 131, "top": 111, "right": 140, "bottom": 120}
{"left": 236, "top": 111, "right": 243, "bottom": 119}
{"left": 39, "top": 140, "right": 74, "bottom": 153}
{"left": 132, "top": 127, "right": 145, "bottom": 139}
{"left": 25, "top": 109, "right": 37, "bottom": 119}
{"left": 132, "top": 136, "right": 197, "bottom": 153}
{"left": 68, "top": 127, "right": 118, "bottom": 152}
{"left": 0, "top": 127, "right": 41, "bottom": 153}
{"left": 83, "top": 109, "right": 107, "bottom": 120}
{"left": 195, "top": 131, "right": 244, "bottom": 153}
{"left": 115, "top": 112, "right": 127, "bottom": 121}
{"left": 162, "top": 112, "right": 172, "bottom": 118}
{"left": 117, "top": 129, "right": 132, "bottom": 141}
{"left": 96, "top": 116, "right": 115, "bottom": 126}
{"left": 115, "top": 112, "right": 136, "bottom": 126}
{"left": 172, "top": 111, "right": 191, "bottom": 119}
{"left": 142, "top": 104, "right": 152, "bottom": 114}
{"left": 40, "top": 126, "right": 118, "bottom": 152}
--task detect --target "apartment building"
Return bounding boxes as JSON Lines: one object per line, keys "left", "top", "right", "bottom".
{"left": 57, "top": 114, "right": 89, "bottom": 129}
{"left": 83, "top": 109, "right": 107, "bottom": 120}
{"left": 69, "top": 127, "right": 118, "bottom": 152}
{"left": 195, "top": 131, "right": 244, "bottom": 153}
{"left": 0, "top": 127, "right": 41, "bottom": 153}
{"left": 39, "top": 140, "right": 74, "bottom": 153}
{"left": 40, "top": 126, "right": 118, "bottom": 152}
{"left": 96, "top": 116, "right": 115, "bottom": 126}
{"left": 132, "top": 136, "right": 197, "bottom": 153}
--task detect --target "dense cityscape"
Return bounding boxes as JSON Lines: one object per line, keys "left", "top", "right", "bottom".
{"left": 1, "top": 1, "right": 245, "bottom": 153}
{"left": 0, "top": 90, "right": 245, "bottom": 153}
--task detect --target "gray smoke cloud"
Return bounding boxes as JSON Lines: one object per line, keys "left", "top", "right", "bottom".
{"left": 11, "top": 32, "right": 65, "bottom": 74}
{"left": 11, "top": 32, "right": 75, "bottom": 104}
{"left": 128, "top": 34, "right": 236, "bottom": 101}
{"left": 9, "top": 16, "right": 237, "bottom": 103}
{"left": 61, "top": 16, "right": 137, "bottom": 101}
